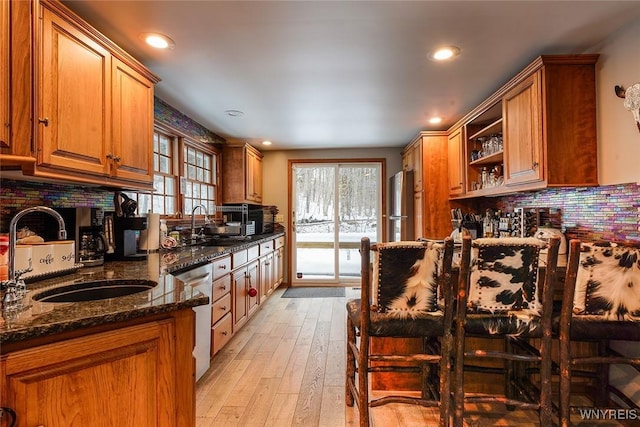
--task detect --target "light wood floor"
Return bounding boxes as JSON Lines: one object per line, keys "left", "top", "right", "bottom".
{"left": 195, "top": 287, "right": 625, "bottom": 426}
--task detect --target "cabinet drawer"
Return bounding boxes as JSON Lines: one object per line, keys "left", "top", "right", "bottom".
{"left": 212, "top": 274, "right": 231, "bottom": 302}
{"left": 211, "top": 312, "right": 233, "bottom": 356}
{"left": 232, "top": 249, "right": 248, "bottom": 268}
{"left": 212, "top": 255, "right": 231, "bottom": 280}
{"left": 212, "top": 293, "right": 231, "bottom": 325}
{"left": 247, "top": 245, "right": 259, "bottom": 261}
{"left": 275, "top": 236, "right": 285, "bottom": 249}
{"left": 260, "top": 240, "right": 274, "bottom": 254}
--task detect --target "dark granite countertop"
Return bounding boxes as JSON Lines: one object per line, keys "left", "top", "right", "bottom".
{"left": 0, "top": 232, "right": 284, "bottom": 344}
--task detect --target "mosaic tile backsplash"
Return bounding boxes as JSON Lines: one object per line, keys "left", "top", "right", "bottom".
{"left": 492, "top": 182, "right": 640, "bottom": 243}
{"left": 2, "top": 178, "right": 639, "bottom": 242}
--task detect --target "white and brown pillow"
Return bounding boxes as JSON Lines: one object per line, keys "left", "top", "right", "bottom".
{"left": 372, "top": 241, "right": 444, "bottom": 319}
{"left": 574, "top": 242, "right": 640, "bottom": 320}
{"left": 467, "top": 237, "right": 545, "bottom": 315}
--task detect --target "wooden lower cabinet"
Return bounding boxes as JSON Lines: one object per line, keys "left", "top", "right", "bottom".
{"left": 231, "top": 267, "right": 248, "bottom": 331}
{"left": 211, "top": 236, "right": 285, "bottom": 355}
{"left": 0, "top": 309, "right": 195, "bottom": 427}
{"left": 210, "top": 255, "right": 232, "bottom": 357}
{"left": 259, "top": 252, "right": 275, "bottom": 302}
{"left": 212, "top": 312, "right": 233, "bottom": 356}
{"left": 274, "top": 237, "right": 285, "bottom": 287}
{"left": 231, "top": 260, "right": 259, "bottom": 331}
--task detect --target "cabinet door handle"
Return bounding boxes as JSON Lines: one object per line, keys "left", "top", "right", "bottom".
{"left": 0, "top": 407, "right": 17, "bottom": 427}
{"left": 218, "top": 265, "right": 227, "bottom": 270}
{"left": 221, "top": 331, "right": 228, "bottom": 336}
{"left": 106, "top": 153, "right": 121, "bottom": 163}
{"left": 38, "top": 117, "right": 49, "bottom": 126}
{"left": 532, "top": 161, "right": 539, "bottom": 169}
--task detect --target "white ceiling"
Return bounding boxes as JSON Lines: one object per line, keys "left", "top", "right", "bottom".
{"left": 61, "top": 1, "right": 640, "bottom": 151}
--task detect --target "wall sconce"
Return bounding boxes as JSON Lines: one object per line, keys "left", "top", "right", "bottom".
{"left": 614, "top": 83, "right": 640, "bottom": 132}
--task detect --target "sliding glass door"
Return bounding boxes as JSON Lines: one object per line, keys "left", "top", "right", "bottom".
{"left": 291, "top": 162, "right": 382, "bottom": 285}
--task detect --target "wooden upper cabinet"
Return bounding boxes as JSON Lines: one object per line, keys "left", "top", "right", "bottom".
{"left": 37, "top": 3, "right": 111, "bottom": 175}
{"left": 401, "top": 139, "right": 423, "bottom": 192}
{"left": 503, "top": 71, "right": 543, "bottom": 186}
{"left": 222, "top": 143, "right": 263, "bottom": 204}
{"left": 503, "top": 56, "right": 599, "bottom": 190}
{"left": 447, "top": 126, "right": 465, "bottom": 196}
{"left": 110, "top": 57, "right": 154, "bottom": 184}
{"left": 451, "top": 54, "right": 598, "bottom": 199}
{"left": 1, "top": 0, "right": 159, "bottom": 188}
{"left": 1, "top": 0, "right": 9, "bottom": 149}
{"left": 246, "top": 147, "right": 263, "bottom": 203}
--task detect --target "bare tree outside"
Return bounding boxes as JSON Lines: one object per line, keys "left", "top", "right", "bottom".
{"left": 293, "top": 163, "right": 380, "bottom": 281}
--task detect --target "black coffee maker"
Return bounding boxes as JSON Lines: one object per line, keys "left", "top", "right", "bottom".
{"left": 110, "top": 192, "right": 147, "bottom": 261}
{"left": 78, "top": 225, "right": 107, "bottom": 266}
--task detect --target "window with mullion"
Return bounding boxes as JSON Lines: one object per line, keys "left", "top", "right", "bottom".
{"left": 183, "top": 143, "right": 216, "bottom": 215}
{"left": 151, "top": 131, "right": 177, "bottom": 215}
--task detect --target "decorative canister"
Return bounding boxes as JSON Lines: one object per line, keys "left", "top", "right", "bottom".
{"left": 15, "top": 245, "right": 33, "bottom": 275}
{"left": 23, "top": 243, "right": 54, "bottom": 278}
{"left": 51, "top": 240, "right": 76, "bottom": 272}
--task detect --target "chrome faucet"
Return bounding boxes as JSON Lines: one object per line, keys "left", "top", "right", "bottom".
{"left": 191, "top": 204, "right": 210, "bottom": 241}
{"left": 2, "top": 206, "right": 67, "bottom": 310}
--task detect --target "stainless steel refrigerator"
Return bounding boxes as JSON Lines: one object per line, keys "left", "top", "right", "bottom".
{"left": 388, "top": 170, "right": 414, "bottom": 241}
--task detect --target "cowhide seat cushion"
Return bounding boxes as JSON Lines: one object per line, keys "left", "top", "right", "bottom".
{"left": 465, "top": 237, "right": 546, "bottom": 337}
{"left": 346, "top": 240, "right": 446, "bottom": 337}
{"left": 568, "top": 241, "right": 640, "bottom": 340}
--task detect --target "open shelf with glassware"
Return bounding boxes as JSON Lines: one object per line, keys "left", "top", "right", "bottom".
{"left": 464, "top": 102, "right": 505, "bottom": 196}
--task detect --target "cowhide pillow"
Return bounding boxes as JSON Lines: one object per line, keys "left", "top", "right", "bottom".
{"left": 574, "top": 242, "right": 640, "bottom": 320}
{"left": 467, "top": 237, "right": 544, "bottom": 314}
{"left": 372, "top": 241, "right": 444, "bottom": 318}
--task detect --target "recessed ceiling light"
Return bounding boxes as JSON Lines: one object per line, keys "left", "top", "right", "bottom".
{"left": 429, "top": 117, "right": 443, "bottom": 125}
{"left": 225, "top": 109, "right": 244, "bottom": 117}
{"left": 429, "top": 46, "right": 460, "bottom": 61}
{"left": 262, "top": 140, "right": 272, "bottom": 146}
{"left": 140, "top": 32, "right": 175, "bottom": 49}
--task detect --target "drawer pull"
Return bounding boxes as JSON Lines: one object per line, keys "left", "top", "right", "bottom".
{"left": 220, "top": 306, "right": 227, "bottom": 310}
{"left": 219, "top": 285, "right": 227, "bottom": 290}
{"left": 221, "top": 331, "right": 228, "bottom": 336}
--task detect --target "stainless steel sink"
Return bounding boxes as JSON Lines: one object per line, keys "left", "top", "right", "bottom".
{"left": 33, "top": 279, "right": 157, "bottom": 303}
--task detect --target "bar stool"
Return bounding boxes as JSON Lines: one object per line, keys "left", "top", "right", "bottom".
{"left": 346, "top": 237, "right": 457, "bottom": 427}
{"left": 558, "top": 240, "right": 640, "bottom": 427}
{"left": 453, "top": 235, "right": 560, "bottom": 427}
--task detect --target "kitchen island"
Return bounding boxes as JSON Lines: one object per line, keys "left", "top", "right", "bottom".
{"left": 0, "top": 231, "right": 284, "bottom": 427}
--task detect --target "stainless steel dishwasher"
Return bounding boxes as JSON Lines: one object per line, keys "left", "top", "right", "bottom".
{"left": 172, "top": 262, "right": 213, "bottom": 381}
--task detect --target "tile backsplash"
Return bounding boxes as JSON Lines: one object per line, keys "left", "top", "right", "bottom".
{"left": 494, "top": 182, "right": 640, "bottom": 242}
{"left": 2, "top": 177, "right": 639, "bottom": 242}
{"left": 0, "top": 179, "right": 113, "bottom": 232}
